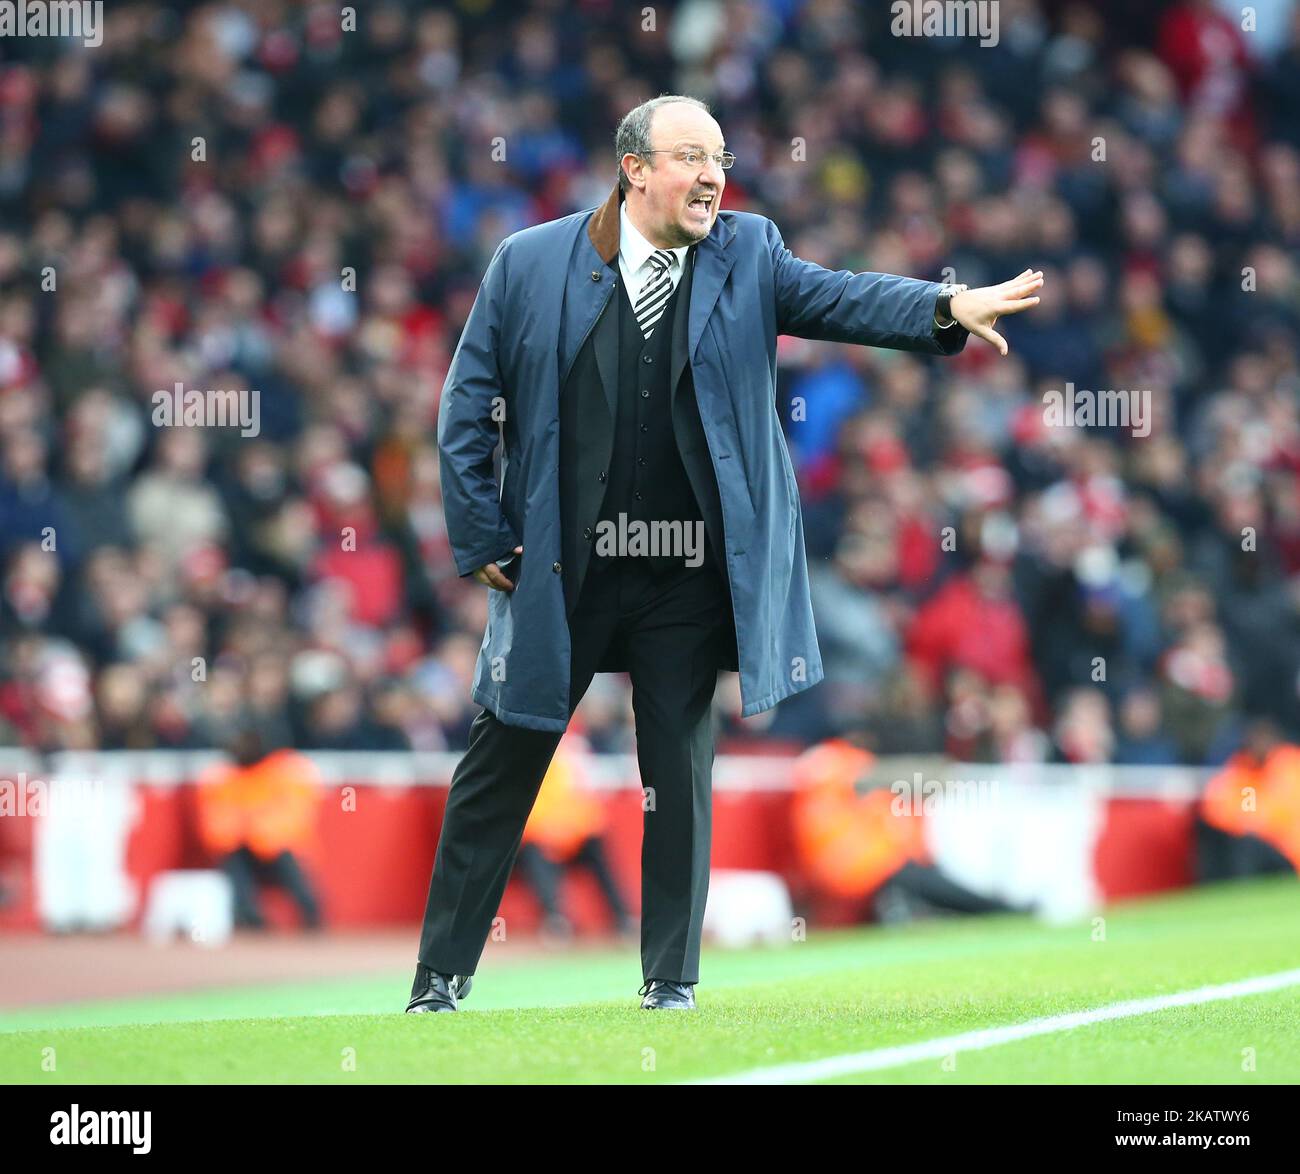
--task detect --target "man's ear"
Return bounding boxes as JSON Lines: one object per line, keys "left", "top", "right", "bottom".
{"left": 621, "top": 154, "right": 646, "bottom": 192}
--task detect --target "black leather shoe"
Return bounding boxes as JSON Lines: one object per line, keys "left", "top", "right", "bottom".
{"left": 638, "top": 979, "right": 696, "bottom": 1010}
{"left": 405, "top": 963, "right": 473, "bottom": 1013}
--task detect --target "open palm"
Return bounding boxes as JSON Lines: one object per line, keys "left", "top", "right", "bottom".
{"left": 951, "top": 269, "right": 1044, "bottom": 356}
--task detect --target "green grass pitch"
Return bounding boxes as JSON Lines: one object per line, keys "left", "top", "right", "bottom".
{"left": 2, "top": 878, "right": 1297, "bottom": 1084}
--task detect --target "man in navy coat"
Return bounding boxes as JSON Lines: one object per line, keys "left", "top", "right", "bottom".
{"left": 409, "top": 95, "right": 1044, "bottom": 1011}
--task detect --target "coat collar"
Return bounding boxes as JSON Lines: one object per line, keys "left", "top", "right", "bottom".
{"left": 587, "top": 184, "right": 623, "bottom": 263}
{"left": 586, "top": 183, "right": 733, "bottom": 264}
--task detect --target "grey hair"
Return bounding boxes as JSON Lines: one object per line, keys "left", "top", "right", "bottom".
{"left": 615, "top": 94, "right": 712, "bottom": 194}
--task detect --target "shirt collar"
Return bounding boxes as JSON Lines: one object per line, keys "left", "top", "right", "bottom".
{"left": 619, "top": 200, "right": 690, "bottom": 276}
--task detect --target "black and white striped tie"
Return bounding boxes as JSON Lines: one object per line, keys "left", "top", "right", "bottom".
{"left": 634, "top": 250, "right": 676, "bottom": 339}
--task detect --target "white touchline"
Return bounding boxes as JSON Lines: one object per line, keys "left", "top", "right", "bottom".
{"left": 689, "top": 967, "right": 1300, "bottom": 1085}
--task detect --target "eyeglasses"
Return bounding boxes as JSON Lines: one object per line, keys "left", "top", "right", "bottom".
{"left": 642, "top": 147, "right": 736, "bottom": 171}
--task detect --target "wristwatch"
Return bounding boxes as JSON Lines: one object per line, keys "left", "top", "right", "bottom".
{"left": 934, "top": 283, "right": 968, "bottom": 328}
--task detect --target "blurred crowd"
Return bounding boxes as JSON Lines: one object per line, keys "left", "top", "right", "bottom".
{"left": 0, "top": 0, "right": 1298, "bottom": 764}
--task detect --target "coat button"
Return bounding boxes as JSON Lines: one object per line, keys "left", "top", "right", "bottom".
{"left": 640, "top": 424, "right": 648, "bottom": 432}
{"left": 583, "top": 526, "right": 592, "bottom": 539}
{"left": 591, "top": 270, "right": 601, "bottom": 281}
{"left": 642, "top": 355, "right": 652, "bottom": 364}
{"left": 634, "top": 491, "right": 642, "bottom": 501}
{"left": 552, "top": 561, "right": 562, "bottom": 573}
{"left": 637, "top": 457, "right": 645, "bottom": 466}
{"left": 641, "top": 389, "right": 649, "bottom": 398}
{"left": 598, "top": 471, "right": 606, "bottom": 482}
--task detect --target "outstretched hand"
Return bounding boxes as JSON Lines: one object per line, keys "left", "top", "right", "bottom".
{"left": 950, "top": 270, "right": 1044, "bottom": 356}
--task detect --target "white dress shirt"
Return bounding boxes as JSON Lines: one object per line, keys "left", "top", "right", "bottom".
{"left": 618, "top": 201, "right": 691, "bottom": 308}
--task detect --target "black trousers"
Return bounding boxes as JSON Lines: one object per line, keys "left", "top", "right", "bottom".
{"left": 873, "top": 860, "right": 1032, "bottom": 920}
{"left": 1194, "top": 817, "right": 1294, "bottom": 882}
{"left": 221, "top": 846, "right": 323, "bottom": 929}
{"left": 417, "top": 554, "right": 733, "bottom": 984}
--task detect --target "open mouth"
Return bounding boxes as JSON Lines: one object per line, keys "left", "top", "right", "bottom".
{"left": 687, "top": 193, "right": 715, "bottom": 217}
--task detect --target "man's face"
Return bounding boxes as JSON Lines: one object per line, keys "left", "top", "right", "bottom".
{"left": 623, "top": 103, "right": 726, "bottom": 248}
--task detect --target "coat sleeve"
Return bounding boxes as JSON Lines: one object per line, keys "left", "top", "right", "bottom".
{"left": 766, "top": 219, "right": 968, "bottom": 356}
{"left": 437, "top": 239, "right": 523, "bottom": 578}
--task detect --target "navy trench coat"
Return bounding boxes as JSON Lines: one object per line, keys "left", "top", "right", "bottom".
{"left": 438, "top": 184, "right": 968, "bottom": 731}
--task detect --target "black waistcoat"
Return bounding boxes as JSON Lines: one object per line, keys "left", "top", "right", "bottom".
{"left": 590, "top": 253, "right": 705, "bottom": 574}
{"left": 557, "top": 245, "right": 731, "bottom": 624}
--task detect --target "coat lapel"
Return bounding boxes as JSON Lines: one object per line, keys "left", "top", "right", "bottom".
{"left": 593, "top": 287, "right": 619, "bottom": 422}
{"left": 685, "top": 225, "right": 735, "bottom": 368}
{"left": 580, "top": 184, "right": 620, "bottom": 424}
{"left": 552, "top": 185, "right": 621, "bottom": 430}
{"left": 669, "top": 244, "right": 696, "bottom": 403}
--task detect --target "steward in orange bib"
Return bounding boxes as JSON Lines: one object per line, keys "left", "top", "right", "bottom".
{"left": 791, "top": 735, "right": 1032, "bottom": 921}
{"left": 196, "top": 727, "right": 324, "bottom": 929}
{"left": 1198, "top": 718, "right": 1300, "bottom": 881}
{"left": 516, "top": 731, "right": 633, "bottom": 939}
